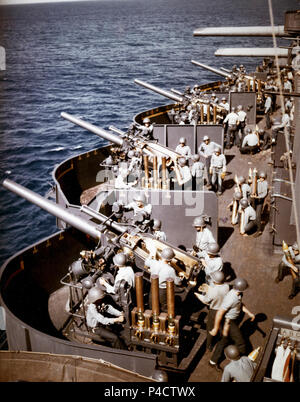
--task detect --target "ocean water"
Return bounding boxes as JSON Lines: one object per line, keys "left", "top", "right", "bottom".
{"left": 0, "top": 0, "right": 298, "bottom": 265}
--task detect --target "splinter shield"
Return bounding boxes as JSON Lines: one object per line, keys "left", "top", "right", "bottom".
{"left": 99, "top": 189, "right": 218, "bottom": 250}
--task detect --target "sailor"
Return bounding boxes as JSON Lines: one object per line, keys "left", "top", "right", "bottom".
{"left": 145, "top": 247, "right": 184, "bottom": 311}
{"left": 210, "top": 92, "right": 219, "bottom": 105}
{"left": 199, "top": 242, "right": 223, "bottom": 284}
{"left": 175, "top": 157, "right": 192, "bottom": 190}
{"left": 259, "top": 128, "right": 272, "bottom": 151}
{"left": 239, "top": 198, "right": 257, "bottom": 236}
{"left": 198, "top": 135, "right": 221, "bottom": 189}
{"left": 238, "top": 176, "right": 251, "bottom": 201}
{"left": 283, "top": 76, "right": 293, "bottom": 93}
{"left": 292, "top": 49, "right": 300, "bottom": 71}
{"left": 194, "top": 271, "right": 229, "bottom": 351}
{"left": 209, "top": 278, "right": 255, "bottom": 372}
{"left": 192, "top": 216, "right": 216, "bottom": 254}
{"left": 271, "top": 109, "right": 291, "bottom": 146}
{"left": 99, "top": 253, "right": 135, "bottom": 295}
{"left": 227, "top": 190, "right": 242, "bottom": 225}
{"left": 202, "top": 99, "right": 213, "bottom": 122}
{"left": 140, "top": 117, "right": 154, "bottom": 140}
{"left": 220, "top": 97, "right": 230, "bottom": 113}
{"left": 191, "top": 153, "right": 205, "bottom": 190}
{"left": 151, "top": 219, "right": 167, "bottom": 242}
{"left": 175, "top": 137, "right": 192, "bottom": 159}
{"left": 124, "top": 192, "right": 152, "bottom": 217}
{"left": 264, "top": 94, "right": 272, "bottom": 115}
{"left": 236, "top": 105, "right": 247, "bottom": 147}
{"left": 240, "top": 128, "right": 259, "bottom": 154}
{"left": 221, "top": 345, "right": 257, "bottom": 382}
{"left": 275, "top": 242, "right": 300, "bottom": 300}
{"left": 128, "top": 149, "right": 142, "bottom": 175}
{"left": 115, "top": 165, "right": 137, "bottom": 189}
{"left": 223, "top": 107, "right": 240, "bottom": 149}
{"left": 86, "top": 286, "right": 125, "bottom": 349}
{"left": 252, "top": 171, "right": 268, "bottom": 237}
{"left": 210, "top": 146, "right": 226, "bottom": 195}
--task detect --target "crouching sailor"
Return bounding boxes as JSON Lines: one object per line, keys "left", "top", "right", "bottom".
{"left": 86, "top": 286, "right": 126, "bottom": 349}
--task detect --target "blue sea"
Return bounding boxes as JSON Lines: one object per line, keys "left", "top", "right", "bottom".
{"left": 0, "top": 0, "right": 298, "bottom": 265}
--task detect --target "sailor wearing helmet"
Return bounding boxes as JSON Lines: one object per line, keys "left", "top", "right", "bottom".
{"left": 192, "top": 216, "right": 216, "bottom": 254}
{"left": 198, "top": 135, "right": 221, "bottom": 189}
{"left": 210, "top": 146, "right": 226, "bottom": 195}
{"left": 175, "top": 137, "right": 192, "bottom": 159}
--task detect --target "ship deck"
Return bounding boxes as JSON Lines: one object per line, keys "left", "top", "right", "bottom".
{"left": 188, "top": 137, "right": 299, "bottom": 382}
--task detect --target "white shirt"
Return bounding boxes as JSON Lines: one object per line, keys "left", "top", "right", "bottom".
{"left": 145, "top": 258, "right": 182, "bottom": 288}
{"left": 195, "top": 227, "right": 215, "bottom": 251}
{"left": 237, "top": 110, "right": 247, "bottom": 122}
{"left": 220, "top": 102, "right": 230, "bottom": 111}
{"left": 244, "top": 205, "right": 256, "bottom": 224}
{"left": 221, "top": 289, "right": 243, "bottom": 320}
{"left": 202, "top": 253, "right": 223, "bottom": 281}
{"left": 198, "top": 283, "right": 230, "bottom": 310}
{"left": 175, "top": 144, "right": 192, "bottom": 158}
{"left": 242, "top": 133, "right": 259, "bottom": 147}
{"left": 125, "top": 201, "right": 152, "bottom": 216}
{"left": 210, "top": 153, "right": 226, "bottom": 172}
{"left": 256, "top": 180, "right": 268, "bottom": 199}
{"left": 191, "top": 161, "right": 205, "bottom": 178}
{"left": 224, "top": 112, "right": 239, "bottom": 125}
{"left": 86, "top": 303, "right": 122, "bottom": 328}
{"left": 198, "top": 141, "right": 221, "bottom": 158}
{"left": 153, "top": 230, "right": 167, "bottom": 242}
{"left": 178, "top": 165, "right": 192, "bottom": 184}
{"left": 264, "top": 96, "right": 272, "bottom": 112}
{"left": 104, "top": 266, "right": 135, "bottom": 294}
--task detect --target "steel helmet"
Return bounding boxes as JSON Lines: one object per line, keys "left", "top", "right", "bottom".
{"left": 152, "top": 219, "right": 162, "bottom": 230}
{"left": 238, "top": 176, "right": 245, "bottom": 184}
{"left": 88, "top": 286, "right": 105, "bottom": 303}
{"left": 224, "top": 345, "right": 240, "bottom": 360}
{"left": 233, "top": 191, "right": 242, "bottom": 201}
{"left": 192, "top": 154, "right": 200, "bottom": 162}
{"left": 214, "top": 146, "right": 221, "bottom": 154}
{"left": 127, "top": 150, "right": 135, "bottom": 159}
{"left": 292, "top": 242, "right": 299, "bottom": 251}
{"left": 258, "top": 171, "right": 267, "bottom": 179}
{"left": 161, "top": 247, "right": 175, "bottom": 261}
{"left": 193, "top": 216, "right": 206, "bottom": 228}
{"left": 178, "top": 157, "right": 187, "bottom": 167}
{"left": 81, "top": 275, "right": 95, "bottom": 289}
{"left": 133, "top": 192, "right": 146, "bottom": 203}
{"left": 231, "top": 106, "right": 236, "bottom": 113}
{"left": 143, "top": 117, "right": 151, "bottom": 124}
{"left": 211, "top": 93, "right": 216, "bottom": 97}
{"left": 233, "top": 277, "right": 249, "bottom": 291}
{"left": 113, "top": 253, "right": 127, "bottom": 266}
{"left": 222, "top": 97, "right": 227, "bottom": 101}
{"left": 179, "top": 137, "right": 186, "bottom": 144}
{"left": 207, "top": 242, "right": 220, "bottom": 256}
{"left": 240, "top": 198, "right": 249, "bottom": 209}
{"left": 259, "top": 128, "right": 265, "bottom": 134}
{"left": 211, "top": 271, "right": 225, "bottom": 284}
{"left": 245, "top": 128, "right": 252, "bottom": 134}
{"left": 238, "top": 104, "right": 243, "bottom": 110}
{"left": 203, "top": 135, "right": 210, "bottom": 141}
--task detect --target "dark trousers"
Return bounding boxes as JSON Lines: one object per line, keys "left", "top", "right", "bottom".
{"left": 92, "top": 325, "right": 126, "bottom": 349}
{"left": 225, "top": 125, "right": 237, "bottom": 149}
{"left": 205, "top": 156, "right": 212, "bottom": 185}
{"left": 277, "top": 262, "right": 300, "bottom": 297}
{"left": 192, "top": 176, "right": 204, "bottom": 191}
{"left": 211, "top": 319, "right": 246, "bottom": 364}
{"left": 255, "top": 198, "right": 265, "bottom": 232}
{"left": 240, "top": 145, "right": 259, "bottom": 154}
{"left": 206, "top": 309, "right": 217, "bottom": 350}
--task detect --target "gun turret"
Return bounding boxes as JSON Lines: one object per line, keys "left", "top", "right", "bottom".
{"left": 2, "top": 179, "right": 201, "bottom": 283}
{"left": 134, "top": 79, "right": 183, "bottom": 103}
{"left": 61, "top": 112, "right": 124, "bottom": 147}
{"left": 191, "top": 60, "right": 231, "bottom": 79}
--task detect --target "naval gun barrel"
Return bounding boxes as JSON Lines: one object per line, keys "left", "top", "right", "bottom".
{"left": 2, "top": 179, "right": 126, "bottom": 240}
{"left": 61, "top": 112, "right": 124, "bottom": 147}
{"left": 191, "top": 60, "right": 231, "bottom": 78}
{"left": 134, "top": 79, "right": 183, "bottom": 103}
